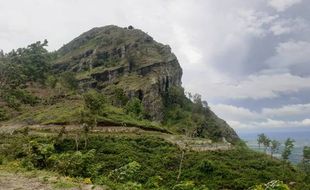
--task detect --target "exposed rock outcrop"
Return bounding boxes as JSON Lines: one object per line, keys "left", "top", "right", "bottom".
{"left": 54, "top": 25, "right": 182, "bottom": 120}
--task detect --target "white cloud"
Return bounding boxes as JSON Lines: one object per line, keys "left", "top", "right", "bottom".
{"left": 211, "top": 103, "right": 310, "bottom": 130}
{"left": 237, "top": 10, "right": 278, "bottom": 37}
{"left": 193, "top": 73, "right": 310, "bottom": 100}
{"left": 269, "top": 18, "right": 307, "bottom": 35}
{"left": 266, "top": 40, "right": 310, "bottom": 68}
{"left": 210, "top": 104, "right": 261, "bottom": 121}
{"left": 228, "top": 118, "right": 310, "bottom": 130}
{"left": 302, "top": 119, "right": 310, "bottom": 125}
{"left": 262, "top": 103, "right": 310, "bottom": 117}
{"left": 267, "top": 0, "right": 302, "bottom": 12}
{"left": 226, "top": 120, "right": 253, "bottom": 129}
{"left": 252, "top": 118, "right": 310, "bottom": 128}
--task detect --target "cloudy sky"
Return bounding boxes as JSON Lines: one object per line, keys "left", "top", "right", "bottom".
{"left": 1, "top": 0, "right": 310, "bottom": 133}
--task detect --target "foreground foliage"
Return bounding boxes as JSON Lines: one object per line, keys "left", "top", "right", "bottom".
{"left": 0, "top": 133, "right": 308, "bottom": 190}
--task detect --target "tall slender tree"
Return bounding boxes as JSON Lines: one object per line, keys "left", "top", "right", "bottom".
{"left": 270, "top": 140, "right": 281, "bottom": 158}
{"left": 282, "top": 138, "right": 295, "bottom": 162}
{"left": 257, "top": 133, "right": 267, "bottom": 149}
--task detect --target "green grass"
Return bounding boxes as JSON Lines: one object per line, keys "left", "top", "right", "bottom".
{"left": 53, "top": 180, "right": 78, "bottom": 189}
{"left": 10, "top": 97, "right": 168, "bottom": 133}
{"left": 13, "top": 100, "right": 83, "bottom": 125}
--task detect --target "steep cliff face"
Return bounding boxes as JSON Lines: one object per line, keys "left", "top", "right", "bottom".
{"left": 54, "top": 25, "right": 182, "bottom": 120}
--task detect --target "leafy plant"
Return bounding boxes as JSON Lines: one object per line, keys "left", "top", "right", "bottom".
{"left": 125, "top": 98, "right": 144, "bottom": 119}
{"left": 0, "top": 108, "right": 8, "bottom": 121}
{"left": 108, "top": 161, "right": 141, "bottom": 183}
{"left": 250, "top": 180, "right": 290, "bottom": 190}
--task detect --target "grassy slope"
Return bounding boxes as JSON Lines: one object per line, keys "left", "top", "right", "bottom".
{"left": 9, "top": 96, "right": 167, "bottom": 133}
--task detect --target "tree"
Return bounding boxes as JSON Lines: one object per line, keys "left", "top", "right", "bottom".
{"left": 303, "top": 146, "right": 310, "bottom": 162}
{"left": 80, "top": 90, "right": 106, "bottom": 148}
{"left": 0, "top": 61, "right": 25, "bottom": 90}
{"left": 263, "top": 137, "right": 271, "bottom": 153}
{"left": 192, "top": 93, "right": 204, "bottom": 113}
{"left": 281, "top": 138, "right": 295, "bottom": 162}
{"left": 7, "top": 40, "right": 50, "bottom": 83}
{"left": 257, "top": 133, "right": 267, "bottom": 149}
{"left": 300, "top": 146, "right": 310, "bottom": 183}
{"left": 270, "top": 140, "right": 281, "bottom": 158}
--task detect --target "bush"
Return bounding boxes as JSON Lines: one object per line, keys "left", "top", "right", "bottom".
{"left": 10, "top": 90, "right": 39, "bottom": 106}
{"left": 250, "top": 180, "right": 290, "bottom": 190}
{"left": 83, "top": 90, "right": 106, "bottom": 115}
{"left": 125, "top": 98, "right": 144, "bottom": 119}
{"left": 112, "top": 88, "right": 129, "bottom": 106}
{"left": 47, "top": 149, "right": 98, "bottom": 177}
{"left": 45, "top": 75, "right": 58, "bottom": 88}
{"left": 0, "top": 108, "right": 8, "bottom": 121}
{"left": 60, "top": 72, "right": 78, "bottom": 91}
{"left": 5, "top": 95, "right": 21, "bottom": 110}
{"left": 121, "top": 181, "right": 142, "bottom": 190}
{"left": 145, "top": 176, "right": 163, "bottom": 188}
{"left": 27, "top": 141, "right": 55, "bottom": 168}
{"left": 108, "top": 161, "right": 141, "bottom": 183}
{"left": 199, "top": 159, "right": 215, "bottom": 173}
{"left": 173, "top": 181, "right": 196, "bottom": 190}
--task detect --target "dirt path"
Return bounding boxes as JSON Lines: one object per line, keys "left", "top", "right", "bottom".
{"left": 0, "top": 166, "right": 106, "bottom": 190}
{"left": 0, "top": 170, "right": 53, "bottom": 190}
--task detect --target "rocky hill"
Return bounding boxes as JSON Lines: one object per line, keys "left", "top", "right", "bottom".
{"left": 53, "top": 25, "right": 238, "bottom": 142}
{"left": 0, "top": 25, "right": 238, "bottom": 143}
{"left": 54, "top": 25, "right": 182, "bottom": 121}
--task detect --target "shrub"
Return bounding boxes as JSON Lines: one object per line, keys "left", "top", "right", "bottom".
{"left": 60, "top": 72, "right": 78, "bottom": 91}
{"left": 27, "top": 141, "right": 55, "bottom": 168}
{"left": 199, "top": 159, "right": 215, "bottom": 173}
{"left": 5, "top": 95, "right": 21, "bottom": 110}
{"left": 45, "top": 75, "right": 58, "bottom": 88}
{"left": 47, "top": 149, "right": 98, "bottom": 177}
{"left": 10, "top": 90, "right": 39, "bottom": 106}
{"left": 83, "top": 90, "right": 106, "bottom": 115}
{"left": 173, "top": 181, "right": 196, "bottom": 190}
{"left": 145, "top": 176, "right": 163, "bottom": 188}
{"left": 125, "top": 98, "right": 144, "bottom": 119}
{"left": 108, "top": 161, "right": 141, "bottom": 183}
{"left": 250, "top": 180, "right": 290, "bottom": 190}
{"left": 0, "top": 108, "right": 8, "bottom": 121}
{"left": 112, "top": 88, "right": 129, "bottom": 106}
{"left": 121, "top": 181, "right": 142, "bottom": 190}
